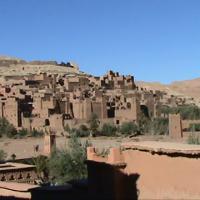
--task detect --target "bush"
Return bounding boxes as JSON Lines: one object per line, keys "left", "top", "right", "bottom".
{"left": 32, "top": 155, "right": 49, "bottom": 182}
{"left": 0, "top": 117, "right": 17, "bottom": 138}
{"left": 68, "top": 125, "right": 90, "bottom": 137}
{"left": 10, "top": 153, "right": 16, "bottom": 161}
{"left": 152, "top": 118, "right": 169, "bottom": 135}
{"left": 75, "top": 125, "right": 90, "bottom": 137}
{"left": 64, "top": 124, "right": 71, "bottom": 132}
{"left": 18, "top": 128, "right": 29, "bottom": 138}
{"left": 188, "top": 134, "right": 200, "bottom": 145}
{"left": 178, "top": 105, "right": 200, "bottom": 120}
{"left": 101, "top": 123, "right": 117, "bottom": 136}
{"left": 14, "top": 128, "right": 43, "bottom": 138}
{"left": 189, "top": 124, "right": 200, "bottom": 132}
{"left": 138, "top": 115, "right": 152, "bottom": 134}
{"left": 159, "top": 105, "right": 200, "bottom": 120}
{"left": 120, "top": 122, "right": 139, "bottom": 135}
{"left": 48, "top": 134, "right": 89, "bottom": 184}
{"left": 139, "top": 116, "right": 168, "bottom": 135}
{"left": 30, "top": 129, "right": 44, "bottom": 137}
{"left": 0, "top": 149, "right": 7, "bottom": 162}
{"left": 88, "top": 113, "right": 100, "bottom": 136}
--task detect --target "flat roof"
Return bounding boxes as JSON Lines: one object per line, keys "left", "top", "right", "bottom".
{"left": 0, "top": 162, "right": 35, "bottom": 172}
{"left": 0, "top": 181, "right": 38, "bottom": 199}
{"left": 121, "top": 141, "right": 200, "bottom": 156}
{"left": 0, "top": 181, "right": 38, "bottom": 192}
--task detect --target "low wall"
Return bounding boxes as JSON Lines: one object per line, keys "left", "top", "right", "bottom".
{"left": 87, "top": 142, "right": 200, "bottom": 199}
{"left": 123, "top": 150, "right": 200, "bottom": 199}
{"left": 0, "top": 181, "right": 39, "bottom": 200}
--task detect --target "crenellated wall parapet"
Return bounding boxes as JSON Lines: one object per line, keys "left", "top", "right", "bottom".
{"left": 87, "top": 147, "right": 125, "bottom": 166}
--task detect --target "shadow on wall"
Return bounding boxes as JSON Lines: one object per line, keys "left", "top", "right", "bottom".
{"left": 86, "top": 160, "right": 140, "bottom": 200}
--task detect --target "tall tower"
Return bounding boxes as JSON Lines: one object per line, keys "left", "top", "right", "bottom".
{"left": 169, "top": 114, "right": 183, "bottom": 139}
{"left": 43, "top": 128, "right": 56, "bottom": 155}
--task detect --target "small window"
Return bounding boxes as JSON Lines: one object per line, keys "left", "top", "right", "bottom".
{"left": 127, "top": 102, "right": 131, "bottom": 109}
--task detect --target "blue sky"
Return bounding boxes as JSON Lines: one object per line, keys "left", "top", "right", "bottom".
{"left": 0, "top": 0, "right": 200, "bottom": 83}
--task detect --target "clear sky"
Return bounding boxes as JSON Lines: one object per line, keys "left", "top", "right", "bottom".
{"left": 0, "top": 0, "right": 200, "bottom": 83}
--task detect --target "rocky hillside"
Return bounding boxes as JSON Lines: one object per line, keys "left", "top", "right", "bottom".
{"left": 137, "top": 78, "right": 200, "bottom": 99}
{"left": 0, "top": 56, "right": 83, "bottom": 77}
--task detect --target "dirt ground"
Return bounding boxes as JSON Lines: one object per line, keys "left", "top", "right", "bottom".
{"left": 0, "top": 136, "right": 124, "bottom": 160}
{"left": 0, "top": 135, "right": 184, "bottom": 160}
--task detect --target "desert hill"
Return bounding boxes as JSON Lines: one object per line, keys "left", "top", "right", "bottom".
{"left": 0, "top": 56, "right": 84, "bottom": 77}
{"left": 137, "top": 78, "right": 200, "bottom": 99}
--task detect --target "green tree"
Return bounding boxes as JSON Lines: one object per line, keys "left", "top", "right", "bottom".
{"left": 188, "top": 134, "right": 200, "bottom": 145}
{"left": 152, "top": 118, "right": 169, "bottom": 135}
{"left": 138, "top": 114, "right": 152, "bottom": 134}
{"left": 18, "top": 128, "right": 29, "bottom": 138}
{"left": 88, "top": 113, "right": 100, "bottom": 136}
{"left": 11, "top": 153, "right": 16, "bottom": 161}
{"left": 159, "top": 105, "right": 200, "bottom": 120}
{"left": 48, "top": 134, "right": 89, "bottom": 184}
{"left": 120, "top": 122, "right": 139, "bottom": 135}
{"left": 32, "top": 155, "right": 49, "bottom": 183}
{"left": 101, "top": 123, "right": 117, "bottom": 136}
{"left": 0, "top": 150, "right": 7, "bottom": 162}
{"left": 0, "top": 117, "right": 17, "bottom": 138}
{"left": 189, "top": 124, "right": 200, "bottom": 132}
{"left": 74, "top": 124, "right": 90, "bottom": 137}
{"left": 30, "top": 128, "right": 44, "bottom": 137}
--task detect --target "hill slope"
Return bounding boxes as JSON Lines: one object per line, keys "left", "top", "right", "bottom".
{"left": 137, "top": 78, "right": 200, "bottom": 99}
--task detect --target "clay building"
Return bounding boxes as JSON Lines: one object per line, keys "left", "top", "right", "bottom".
{"left": 0, "top": 67, "right": 195, "bottom": 134}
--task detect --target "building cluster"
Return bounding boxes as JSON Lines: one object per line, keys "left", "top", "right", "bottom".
{"left": 0, "top": 65, "right": 195, "bottom": 134}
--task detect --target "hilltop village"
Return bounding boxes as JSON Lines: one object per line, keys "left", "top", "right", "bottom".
{"left": 0, "top": 57, "right": 196, "bottom": 134}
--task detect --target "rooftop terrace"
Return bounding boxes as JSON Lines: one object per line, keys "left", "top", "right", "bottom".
{"left": 121, "top": 141, "right": 200, "bottom": 156}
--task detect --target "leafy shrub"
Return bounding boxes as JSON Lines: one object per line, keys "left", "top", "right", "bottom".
{"left": 159, "top": 105, "right": 200, "bottom": 120}
{"left": 0, "top": 117, "right": 17, "bottom": 138}
{"left": 152, "top": 118, "right": 169, "bottom": 135}
{"left": 64, "top": 124, "right": 71, "bottom": 132}
{"left": 32, "top": 155, "right": 49, "bottom": 182}
{"left": 18, "top": 128, "right": 29, "bottom": 138}
{"left": 188, "top": 134, "right": 200, "bottom": 145}
{"left": 120, "top": 122, "right": 139, "bottom": 135}
{"left": 139, "top": 116, "right": 168, "bottom": 135}
{"left": 74, "top": 124, "right": 90, "bottom": 137}
{"left": 10, "top": 153, "right": 16, "bottom": 161}
{"left": 0, "top": 150, "right": 7, "bottom": 162}
{"left": 88, "top": 113, "right": 100, "bottom": 136}
{"left": 188, "top": 124, "right": 200, "bottom": 132}
{"left": 138, "top": 115, "right": 152, "bottom": 134}
{"left": 10, "top": 128, "right": 43, "bottom": 138}
{"left": 101, "top": 123, "right": 117, "bottom": 136}
{"left": 30, "top": 129, "right": 44, "bottom": 137}
{"left": 48, "top": 134, "right": 89, "bottom": 184}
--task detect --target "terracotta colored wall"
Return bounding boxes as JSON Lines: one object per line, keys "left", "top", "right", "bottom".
{"left": 123, "top": 150, "right": 200, "bottom": 199}
{"left": 169, "top": 114, "right": 182, "bottom": 138}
